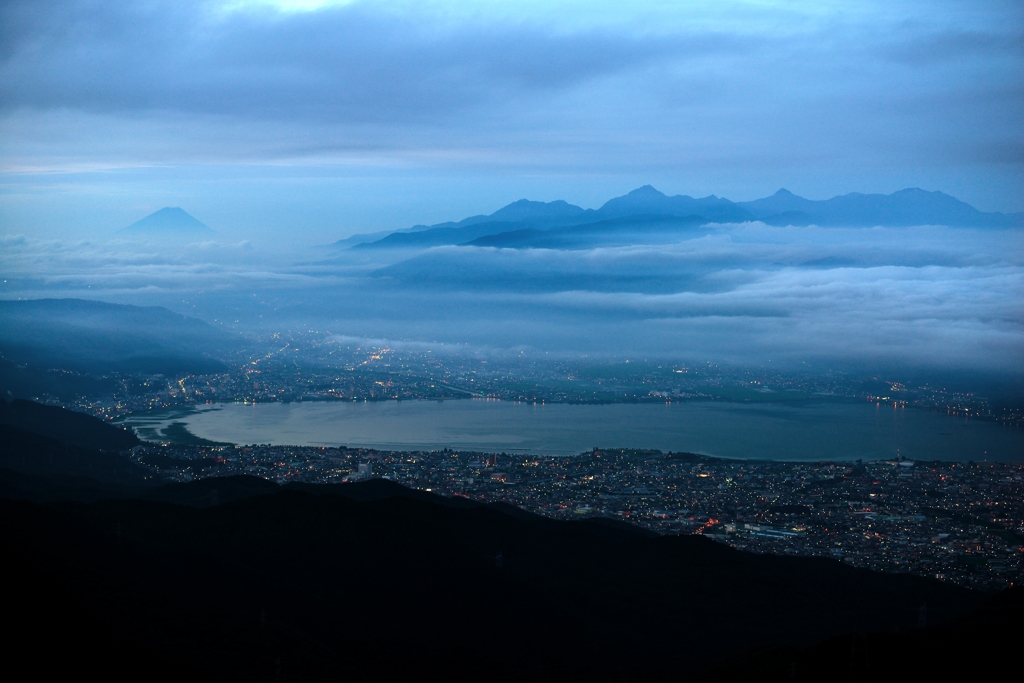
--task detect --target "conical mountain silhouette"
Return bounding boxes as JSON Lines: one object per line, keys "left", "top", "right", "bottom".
{"left": 119, "top": 207, "right": 213, "bottom": 237}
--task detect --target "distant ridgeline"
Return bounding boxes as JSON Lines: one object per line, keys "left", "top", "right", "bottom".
{"left": 0, "top": 299, "right": 235, "bottom": 392}
{"left": 336, "top": 186, "right": 1023, "bottom": 250}
{"left": 118, "top": 207, "right": 214, "bottom": 239}
{"left": 0, "top": 401, "right": 1019, "bottom": 681}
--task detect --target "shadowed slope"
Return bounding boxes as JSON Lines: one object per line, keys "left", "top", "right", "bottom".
{"left": 0, "top": 398, "right": 139, "bottom": 451}
{"left": 0, "top": 424, "right": 151, "bottom": 485}
{"left": 3, "top": 479, "right": 982, "bottom": 681}
{"left": 696, "top": 586, "right": 1024, "bottom": 681}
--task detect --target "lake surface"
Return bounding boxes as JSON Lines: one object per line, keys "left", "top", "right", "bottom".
{"left": 120, "top": 398, "right": 1024, "bottom": 462}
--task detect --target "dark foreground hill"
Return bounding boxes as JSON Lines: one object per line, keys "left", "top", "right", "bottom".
{"left": 0, "top": 398, "right": 148, "bottom": 489}
{"left": 2, "top": 472, "right": 1001, "bottom": 682}
{"left": 694, "top": 586, "right": 1024, "bottom": 682}
{"left": 0, "top": 424, "right": 150, "bottom": 485}
{"left": 0, "top": 398, "right": 139, "bottom": 451}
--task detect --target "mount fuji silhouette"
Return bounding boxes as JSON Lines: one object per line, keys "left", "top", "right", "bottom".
{"left": 119, "top": 207, "right": 214, "bottom": 238}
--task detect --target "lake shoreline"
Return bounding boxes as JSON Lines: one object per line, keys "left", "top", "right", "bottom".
{"left": 117, "top": 398, "right": 1024, "bottom": 463}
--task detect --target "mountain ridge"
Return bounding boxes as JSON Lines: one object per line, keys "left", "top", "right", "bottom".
{"left": 347, "top": 186, "right": 1022, "bottom": 251}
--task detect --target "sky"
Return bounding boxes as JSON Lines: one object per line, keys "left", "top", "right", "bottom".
{"left": 1, "top": 0, "right": 1022, "bottom": 243}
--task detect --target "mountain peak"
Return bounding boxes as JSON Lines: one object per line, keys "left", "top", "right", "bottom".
{"left": 627, "top": 185, "right": 666, "bottom": 198}
{"left": 892, "top": 187, "right": 946, "bottom": 199}
{"left": 596, "top": 185, "right": 754, "bottom": 223}
{"left": 119, "top": 207, "right": 213, "bottom": 237}
{"left": 488, "top": 198, "right": 585, "bottom": 222}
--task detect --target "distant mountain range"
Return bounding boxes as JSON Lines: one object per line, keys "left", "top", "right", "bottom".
{"left": 119, "top": 207, "right": 213, "bottom": 238}
{"left": 338, "top": 186, "right": 1022, "bottom": 251}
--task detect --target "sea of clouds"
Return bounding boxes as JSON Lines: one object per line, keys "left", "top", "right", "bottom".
{"left": 2, "top": 222, "right": 1021, "bottom": 375}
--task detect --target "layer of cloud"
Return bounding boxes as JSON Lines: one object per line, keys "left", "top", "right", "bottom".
{"left": 2, "top": 223, "right": 1021, "bottom": 373}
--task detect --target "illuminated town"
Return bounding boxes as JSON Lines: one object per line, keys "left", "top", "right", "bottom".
{"left": 129, "top": 441, "right": 1024, "bottom": 592}
{"left": 31, "top": 332, "right": 1022, "bottom": 427}
{"left": 16, "top": 332, "right": 1022, "bottom": 592}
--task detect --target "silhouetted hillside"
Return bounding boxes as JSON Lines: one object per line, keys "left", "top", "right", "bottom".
{"left": 0, "top": 467, "right": 143, "bottom": 503}
{"left": 0, "top": 398, "right": 139, "bottom": 451}
{"left": 0, "top": 424, "right": 151, "bottom": 485}
{"left": 140, "top": 474, "right": 279, "bottom": 507}
{"left": 0, "top": 357, "right": 119, "bottom": 401}
{"left": 2, "top": 475, "right": 986, "bottom": 681}
{"left": 0, "top": 299, "right": 235, "bottom": 375}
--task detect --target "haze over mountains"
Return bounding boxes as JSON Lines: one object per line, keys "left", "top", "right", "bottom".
{"left": 111, "top": 188, "right": 1022, "bottom": 250}
{"left": 341, "top": 186, "right": 1023, "bottom": 251}
{"left": 0, "top": 299, "right": 235, "bottom": 378}
{"left": 1, "top": 184, "right": 1021, "bottom": 377}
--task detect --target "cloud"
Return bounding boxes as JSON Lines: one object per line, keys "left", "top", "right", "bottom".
{"left": 882, "top": 28, "right": 1024, "bottom": 66}
{"left": 6, "top": 221, "right": 1019, "bottom": 373}
{"left": 372, "top": 223, "right": 1018, "bottom": 292}
{"left": 0, "top": 233, "right": 319, "bottom": 299}
{"left": 0, "top": 0, "right": 1019, "bottom": 206}
{"left": 0, "top": 1, "right": 682, "bottom": 122}
{"left": 356, "top": 224, "right": 1022, "bottom": 370}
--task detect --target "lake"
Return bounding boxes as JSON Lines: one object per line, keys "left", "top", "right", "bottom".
{"left": 119, "top": 398, "right": 1024, "bottom": 462}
